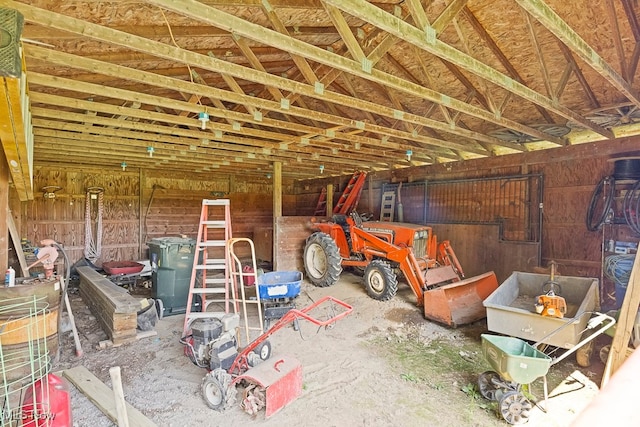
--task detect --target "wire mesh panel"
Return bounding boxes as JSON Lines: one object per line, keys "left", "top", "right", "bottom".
{"left": 0, "top": 295, "right": 52, "bottom": 427}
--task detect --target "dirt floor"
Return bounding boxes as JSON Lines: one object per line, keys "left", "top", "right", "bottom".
{"left": 55, "top": 272, "right": 610, "bottom": 427}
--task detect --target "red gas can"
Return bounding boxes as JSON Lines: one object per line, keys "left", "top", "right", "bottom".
{"left": 21, "top": 373, "right": 72, "bottom": 426}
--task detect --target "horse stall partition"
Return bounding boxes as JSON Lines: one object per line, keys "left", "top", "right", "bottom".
{"left": 383, "top": 174, "right": 543, "bottom": 282}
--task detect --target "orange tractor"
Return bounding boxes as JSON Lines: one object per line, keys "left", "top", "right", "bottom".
{"left": 303, "top": 212, "right": 499, "bottom": 326}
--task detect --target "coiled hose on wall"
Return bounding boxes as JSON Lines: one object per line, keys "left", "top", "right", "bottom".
{"left": 586, "top": 176, "right": 615, "bottom": 232}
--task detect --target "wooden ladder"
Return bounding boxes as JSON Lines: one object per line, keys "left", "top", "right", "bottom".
{"left": 314, "top": 187, "right": 327, "bottom": 216}
{"left": 227, "top": 237, "right": 264, "bottom": 345}
{"left": 334, "top": 171, "right": 367, "bottom": 215}
{"left": 380, "top": 191, "right": 396, "bottom": 222}
{"left": 182, "top": 199, "right": 234, "bottom": 337}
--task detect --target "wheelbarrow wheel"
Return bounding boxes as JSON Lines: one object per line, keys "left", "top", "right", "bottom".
{"left": 202, "top": 369, "right": 237, "bottom": 411}
{"left": 499, "top": 391, "right": 532, "bottom": 425}
{"left": 576, "top": 338, "right": 595, "bottom": 367}
{"left": 478, "top": 371, "right": 501, "bottom": 401}
{"left": 599, "top": 344, "right": 610, "bottom": 364}
{"left": 364, "top": 260, "right": 398, "bottom": 301}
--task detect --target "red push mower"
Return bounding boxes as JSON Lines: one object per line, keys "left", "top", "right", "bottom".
{"left": 182, "top": 295, "right": 353, "bottom": 418}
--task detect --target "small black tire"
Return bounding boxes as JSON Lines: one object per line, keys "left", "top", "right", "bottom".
{"left": 201, "top": 369, "right": 236, "bottom": 411}
{"left": 363, "top": 260, "right": 398, "bottom": 301}
{"left": 303, "top": 232, "right": 342, "bottom": 287}
{"left": 576, "top": 337, "right": 595, "bottom": 367}
{"left": 155, "top": 299, "right": 164, "bottom": 320}
{"left": 253, "top": 340, "right": 272, "bottom": 361}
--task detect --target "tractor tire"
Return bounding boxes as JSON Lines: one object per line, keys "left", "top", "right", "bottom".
{"left": 364, "top": 260, "right": 398, "bottom": 301}
{"left": 304, "top": 232, "right": 342, "bottom": 287}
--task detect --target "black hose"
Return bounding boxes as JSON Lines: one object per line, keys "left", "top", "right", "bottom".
{"left": 586, "top": 176, "right": 615, "bottom": 232}
{"left": 623, "top": 180, "right": 640, "bottom": 234}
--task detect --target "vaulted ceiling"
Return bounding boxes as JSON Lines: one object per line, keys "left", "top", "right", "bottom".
{"left": 2, "top": 0, "right": 640, "bottom": 198}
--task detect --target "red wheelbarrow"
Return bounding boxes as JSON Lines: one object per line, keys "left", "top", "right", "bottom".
{"left": 200, "top": 295, "right": 353, "bottom": 418}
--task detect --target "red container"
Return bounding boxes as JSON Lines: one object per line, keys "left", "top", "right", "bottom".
{"left": 102, "top": 261, "right": 144, "bottom": 275}
{"left": 21, "top": 373, "right": 72, "bottom": 426}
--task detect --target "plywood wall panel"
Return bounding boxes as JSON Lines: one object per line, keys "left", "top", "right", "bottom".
{"left": 273, "top": 216, "right": 310, "bottom": 272}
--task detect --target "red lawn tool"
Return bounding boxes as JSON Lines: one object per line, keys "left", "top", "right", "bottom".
{"left": 192, "top": 295, "right": 352, "bottom": 418}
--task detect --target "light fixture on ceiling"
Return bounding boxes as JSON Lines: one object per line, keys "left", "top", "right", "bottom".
{"left": 406, "top": 149, "right": 413, "bottom": 162}
{"left": 147, "top": 146, "right": 154, "bottom": 157}
{"left": 198, "top": 111, "right": 210, "bottom": 130}
{"left": 266, "top": 173, "right": 272, "bottom": 179}
{"left": 319, "top": 164, "right": 325, "bottom": 174}
{"left": 121, "top": 161, "right": 127, "bottom": 171}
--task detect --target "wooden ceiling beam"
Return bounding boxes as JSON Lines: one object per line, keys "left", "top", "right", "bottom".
{"left": 32, "top": 106, "right": 396, "bottom": 165}
{"left": 396, "top": 1, "right": 491, "bottom": 124}
{"left": 141, "top": 0, "right": 541, "bottom": 146}
{"left": 34, "top": 120, "right": 387, "bottom": 169}
{"left": 461, "top": 7, "right": 554, "bottom": 123}
{"left": 15, "top": 1, "right": 510, "bottom": 156}
{"left": 516, "top": 0, "right": 640, "bottom": 111}
{"left": 432, "top": 0, "right": 469, "bottom": 34}
{"left": 23, "top": 24, "right": 348, "bottom": 41}
{"left": 554, "top": 62, "right": 573, "bottom": 101}
{"left": 24, "top": 45, "right": 485, "bottom": 157}
{"left": 33, "top": 137, "right": 318, "bottom": 178}
{"left": 323, "top": 3, "right": 366, "bottom": 62}
{"left": 33, "top": 127, "right": 369, "bottom": 174}
{"left": 30, "top": 81, "right": 446, "bottom": 164}
{"left": 523, "top": 12, "right": 554, "bottom": 99}
{"left": 325, "top": 0, "right": 611, "bottom": 139}
{"left": 556, "top": 40, "right": 600, "bottom": 110}
{"left": 605, "top": 0, "right": 629, "bottom": 82}
{"left": 621, "top": 0, "right": 640, "bottom": 83}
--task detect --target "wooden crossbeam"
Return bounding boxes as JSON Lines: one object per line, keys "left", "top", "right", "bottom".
{"left": 325, "top": 0, "right": 612, "bottom": 139}
{"left": 517, "top": 0, "right": 640, "bottom": 110}
{"left": 24, "top": 46, "right": 479, "bottom": 157}
{"left": 141, "top": 0, "right": 544, "bottom": 147}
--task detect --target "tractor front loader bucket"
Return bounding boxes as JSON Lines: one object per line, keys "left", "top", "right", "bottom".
{"left": 236, "top": 356, "right": 303, "bottom": 418}
{"left": 424, "top": 271, "right": 499, "bottom": 327}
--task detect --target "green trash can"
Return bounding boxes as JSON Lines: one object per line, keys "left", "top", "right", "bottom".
{"left": 148, "top": 237, "right": 197, "bottom": 317}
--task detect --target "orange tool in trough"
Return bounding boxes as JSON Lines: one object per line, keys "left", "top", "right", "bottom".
{"left": 304, "top": 212, "right": 498, "bottom": 327}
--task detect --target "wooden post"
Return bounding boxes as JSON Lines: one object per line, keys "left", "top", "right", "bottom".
{"left": 602, "top": 251, "right": 640, "bottom": 386}
{"left": 138, "top": 168, "right": 145, "bottom": 258}
{"left": 326, "top": 184, "right": 334, "bottom": 214}
{"left": 0, "top": 150, "right": 8, "bottom": 275}
{"left": 272, "top": 161, "right": 282, "bottom": 270}
{"left": 109, "top": 366, "right": 130, "bottom": 427}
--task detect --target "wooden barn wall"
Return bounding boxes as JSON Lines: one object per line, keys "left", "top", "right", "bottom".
{"left": 13, "top": 167, "right": 294, "bottom": 270}
{"left": 273, "top": 216, "right": 311, "bottom": 272}
{"left": 295, "top": 137, "right": 640, "bottom": 306}
{"left": 433, "top": 224, "right": 539, "bottom": 284}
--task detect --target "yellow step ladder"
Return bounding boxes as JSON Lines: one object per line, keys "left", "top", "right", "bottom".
{"left": 182, "top": 199, "right": 234, "bottom": 337}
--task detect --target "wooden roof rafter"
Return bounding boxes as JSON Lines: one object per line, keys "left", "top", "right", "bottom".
{"left": 461, "top": 6, "right": 554, "bottom": 124}
{"left": 621, "top": 0, "right": 640, "bottom": 83}
{"left": 522, "top": 12, "right": 554, "bottom": 100}
{"left": 516, "top": 0, "right": 640, "bottom": 111}
{"left": 25, "top": 47, "right": 469, "bottom": 160}
{"left": 143, "top": 0, "right": 542, "bottom": 149}
{"left": 326, "top": 0, "right": 613, "bottom": 140}
{"left": 1, "top": 0, "right": 637, "bottom": 181}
